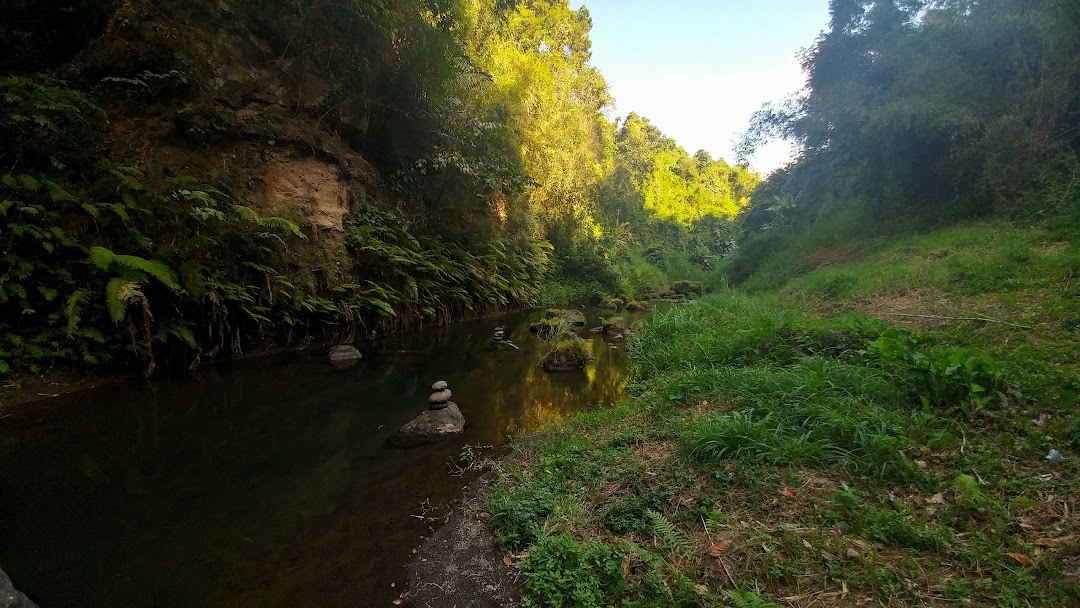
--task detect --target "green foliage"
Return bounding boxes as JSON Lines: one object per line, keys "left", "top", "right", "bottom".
{"left": 865, "top": 328, "right": 1005, "bottom": 417}
{"left": 645, "top": 510, "right": 695, "bottom": 556}
{"left": 0, "top": 75, "right": 102, "bottom": 172}
{"left": 490, "top": 222, "right": 1080, "bottom": 607}
{"left": 725, "top": 590, "right": 782, "bottom": 608}
{"left": 735, "top": 0, "right": 1080, "bottom": 277}
{"left": 87, "top": 246, "right": 179, "bottom": 292}
{"left": 519, "top": 534, "right": 604, "bottom": 608}
{"left": 826, "top": 489, "right": 949, "bottom": 551}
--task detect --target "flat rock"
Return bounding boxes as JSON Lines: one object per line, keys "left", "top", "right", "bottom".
{"left": 429, "top": 389, "right": 452, "bottom": 404}
{"left": 392, "top": 403, "right": 465, "bottom": 447}
{"left": 0, "top": 566, "right": 38, "bottom": 608}
{"left": 431, "top": 380, "right": 448, "bottom": 391}
{"left": 327, "top": 345, "right": 362, "bottom": 362}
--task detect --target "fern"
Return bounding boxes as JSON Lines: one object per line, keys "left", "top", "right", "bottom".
{"left": 232, "top": 205, "right": 305, "bottom": 238}
{"left": 645, "top": 510, "right": 695, "bottom": 556}
{"left": 726, "top": 590, "right": 782, "bottom": 608}
{"left": 64, "top": 288, "right": 92, "bottom": 337}
{"left": 106, "top": 277, "right": 140, "bottom": 323}
{"left": 87, "top": 246, "right": 179, "bottom": 290}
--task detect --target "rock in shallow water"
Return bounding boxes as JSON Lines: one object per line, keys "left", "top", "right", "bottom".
{"left": 0, "top": 566, "right": 38, "bottom": 608}
{"left": 392, "top": 403, "right": 466, "bottom": 447}
{"left": 327, "top": 345, "right": 362, "bottom": 362}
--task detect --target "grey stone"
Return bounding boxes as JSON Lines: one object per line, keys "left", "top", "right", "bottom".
{"left": 429, "top": 389, "right": 452, "bottom": 404}
{"left": 392, "top": 403, "right": 465, "bottom": 447}
{"left": 431, "top": 380, "right": 448, "bottom": 391}
{"left": 327, "top": 345, "right": 362, "bottom": 362}
{"left": 0, "top": 566, "right": 37, "bottom": 608}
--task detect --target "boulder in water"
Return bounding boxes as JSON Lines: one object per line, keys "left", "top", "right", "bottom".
{"left": 544, "top": 308, "right": 586, "bottom": 326}
{"left": 602, "top": 317, "right": 627, "bottom": 334}
{"left": 0, "top": 566, "right": 37, "bottom": 608}
{"left": 392, "top": 403, "right": 466, "bottom": 447}
{"left": 540, "top": 337, "right": 591, "bottom": 372}
{"left": 327, "top": 345, "right": 362, "bottom": 362}
{"left": 599, "top": 297, "right": 624, "bottom": 311}
{"left": 625, "top": 300, "right": 650, "bottom": 311}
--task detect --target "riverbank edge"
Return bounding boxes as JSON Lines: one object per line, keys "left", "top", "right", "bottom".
{"left": 0, "top": 303, "right": 538, "bottom": 416}
{"left": 405, "top": 475, "right": 523, "bottom": 607}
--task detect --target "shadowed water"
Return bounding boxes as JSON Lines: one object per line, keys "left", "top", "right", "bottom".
{"left": 0, "top": 307, "right": 648, "bottom": 607}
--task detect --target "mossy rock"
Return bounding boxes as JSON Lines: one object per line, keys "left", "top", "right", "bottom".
{"left": 599, "top": 297, "right": 624, "bottom": 310}
{"left": 671, "top": 280, "right": 703, "bottom": 297}
{"left": 529, "top": 317, "right": 563, "bottom": 337}
{"left": 603, "top": 317, "right": 627, "bottom": 334}
{"left": 540, "top": 337, "right": 591, "bottom": 372}
{"left": 544, "top": 308, "right": 586, "bottom": 325}
{"left": 625, "top": 300, "right": 650, "bottom": 311}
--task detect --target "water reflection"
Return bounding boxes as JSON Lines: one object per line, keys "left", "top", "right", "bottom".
{"left": 0, "top": 307, "right": 650, "bottom": 608}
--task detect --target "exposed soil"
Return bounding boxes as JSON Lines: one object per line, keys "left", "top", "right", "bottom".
{"left": 405, "top": 477, "right": 522, "bottom": 608}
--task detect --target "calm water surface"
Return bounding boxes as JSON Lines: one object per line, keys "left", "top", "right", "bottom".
{"left": 0, "top": 307, "right": 648, "bottom": 607}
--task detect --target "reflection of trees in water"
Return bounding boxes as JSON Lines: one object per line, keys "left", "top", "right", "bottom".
{"left": 487, "top": 332, "right": 629, "bottom": 444}
{"left": 0, "top": 307, "right": 652, "bottom": 607}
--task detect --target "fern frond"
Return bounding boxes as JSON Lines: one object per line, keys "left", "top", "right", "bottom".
{"left": 646, "top": 510, "right": 695, "bottom": 556}
{"left": 105, "top": 277, "right": 138, "bottom": 323}
{"left": 87, "top": 246, "right": 116, "bottom": 270}
{"left": 259, "top": 215, "right": 305, "bottom": 238}
{"left": 89, "top": 246, "right": 179, "bottom": 290}
{"left": 64, "top": 288, "right": 92, "bottom": 338}
{"left": 233, "top": 205, "right": 305, "bottom": 238}
{"left": 111, "top": 254, "right": 179, "bottom": 290}
{"left": 726, "top": 590, "right": 782, "bottom": 608}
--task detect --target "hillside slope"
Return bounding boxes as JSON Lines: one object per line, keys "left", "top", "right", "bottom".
{"left": 483, "top": 218, "right": 1080, "bottom": 607}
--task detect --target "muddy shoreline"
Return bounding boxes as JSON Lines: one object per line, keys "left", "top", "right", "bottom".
{"left": 405, "top": 475, "right": 522, "bottom": 608}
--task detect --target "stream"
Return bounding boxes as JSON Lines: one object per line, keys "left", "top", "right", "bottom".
{"left": 0, "top": 306, "right": 650, "bottom": 607}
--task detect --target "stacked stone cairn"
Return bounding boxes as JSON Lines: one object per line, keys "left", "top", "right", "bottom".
{"left": 429, "top": 380, "right": 452, "bottom": 410}
{"left": 492, "top": 326, "right": 518, "bottom": 350}
{"left": 392, "top": 380, "right": 466, "bottom": 447}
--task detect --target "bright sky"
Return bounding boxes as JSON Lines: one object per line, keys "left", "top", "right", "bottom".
{"left": 573, "top": 0, "right": 831, "bottom": 175}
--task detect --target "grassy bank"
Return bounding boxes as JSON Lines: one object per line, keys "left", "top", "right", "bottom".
{"left": 484, "top": 219, "right": 1080, "bottom": 607}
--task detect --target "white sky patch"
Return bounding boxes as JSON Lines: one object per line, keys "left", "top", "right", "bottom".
{"left": 571, "top": 0, "right": 829, "bottom": 176}
{"left": 606, "top": 60, "right": 805, "bottom": 175}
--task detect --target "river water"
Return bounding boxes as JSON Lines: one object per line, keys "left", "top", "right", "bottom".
{"left": 0, "top": 307, "right": 647, "bottom": 607}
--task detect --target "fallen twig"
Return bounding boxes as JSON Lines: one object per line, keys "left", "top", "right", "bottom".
{"left": 886, "top": 312, "right": 1033, "bottom": 329}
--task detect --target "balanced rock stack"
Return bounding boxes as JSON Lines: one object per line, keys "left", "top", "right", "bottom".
{"left": 429, "top": 381, "right": 452, "bottom": 410}
{"left": 492, "top": 326, "right": 518, "bottom": 350}
{"left": 392, "top": 380, "right": 466, "bottom": 447}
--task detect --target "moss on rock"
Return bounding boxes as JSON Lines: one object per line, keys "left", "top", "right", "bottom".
{"left": 540, "top": 337, "right": 591, "bottom": 372}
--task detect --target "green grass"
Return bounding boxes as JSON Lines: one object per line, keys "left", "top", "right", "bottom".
{"left": 485, "top": 217, "right": 1080, "bottom": 607}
